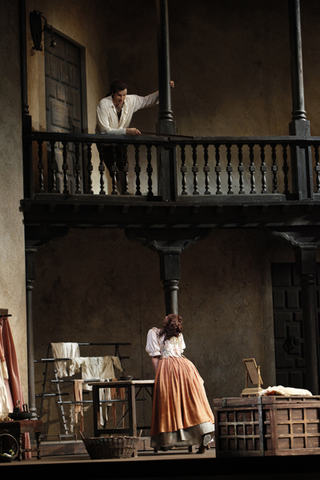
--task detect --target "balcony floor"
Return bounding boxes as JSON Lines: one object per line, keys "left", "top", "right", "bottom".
{"left": 21, "top": 195, "right": 320, "bottom": 231}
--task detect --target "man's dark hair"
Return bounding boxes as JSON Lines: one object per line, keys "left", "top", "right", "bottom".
{"left": 107, "top": 80, "right": 128, "bottom": 97}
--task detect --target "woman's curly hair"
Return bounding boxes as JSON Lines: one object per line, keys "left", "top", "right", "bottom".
{"left": 159, "top": 314, "right": 183, "bottom": 341}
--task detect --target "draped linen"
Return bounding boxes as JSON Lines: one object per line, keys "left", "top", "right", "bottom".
{"left": 0, "top": 323, "right": 11, "bottom": 419}
{"left": 0, "top": 316, "right": 31, "bottom": 458}
{"left": 51, "top": 342, "right": 80, "bottom": 378}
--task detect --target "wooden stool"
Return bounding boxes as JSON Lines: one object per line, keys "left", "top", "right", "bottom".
{"left": 18, "top": 420, "right": 43, "bottom": 460}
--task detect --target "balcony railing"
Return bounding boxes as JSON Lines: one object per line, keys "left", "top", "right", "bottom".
{"left": 25, "top": 132, "right": 320, "bottom": 203}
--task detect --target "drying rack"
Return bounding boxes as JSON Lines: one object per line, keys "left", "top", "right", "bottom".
{"left": 35, "top": 342, "right": 130, "bottom": 439}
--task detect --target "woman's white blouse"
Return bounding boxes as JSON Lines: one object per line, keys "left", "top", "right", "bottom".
{"left": 146, "top": 327, "right": 186, "bottom": 358}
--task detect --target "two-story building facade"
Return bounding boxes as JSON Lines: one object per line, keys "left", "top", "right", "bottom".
{"left": 2, "top": 0, "right": 320, "bottom": 439}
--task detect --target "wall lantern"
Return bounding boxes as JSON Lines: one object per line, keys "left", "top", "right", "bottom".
{"left": 29, "top": 10, "right": 56, "bottom": 51}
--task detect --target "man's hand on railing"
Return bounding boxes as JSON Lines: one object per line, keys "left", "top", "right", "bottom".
{"left": 126, "top": 128, "right": 141, "bottom": 136}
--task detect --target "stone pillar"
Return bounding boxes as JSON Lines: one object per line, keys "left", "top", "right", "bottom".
{"left": 288, "top": 0, "right": 313, "bottom": 199}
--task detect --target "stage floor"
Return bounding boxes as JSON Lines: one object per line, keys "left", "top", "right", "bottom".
{"left": 1, "top": 446, "right": 320, "bottom": 480}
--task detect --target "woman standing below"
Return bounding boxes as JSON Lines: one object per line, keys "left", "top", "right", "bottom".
{"left": 146, "top": 314, "right": 215, "bottom": 453}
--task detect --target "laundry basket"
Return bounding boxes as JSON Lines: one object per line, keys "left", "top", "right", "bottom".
{"left": 0, "top": 433, "right": 19, "bottom": 462}
{"left": 81, "top": 433, "right": 138, "bottom": 459}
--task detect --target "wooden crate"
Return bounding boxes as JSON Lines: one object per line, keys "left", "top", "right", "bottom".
{"left": 214, "top": 396, "right": 320, "bottom": 457}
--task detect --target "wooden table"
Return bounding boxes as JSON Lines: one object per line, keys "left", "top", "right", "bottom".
{"left": 0, "top": 419, "right": 43, "bottom": 460}
{"left": 90, "top": 379, "right": 154, "bottom": 455}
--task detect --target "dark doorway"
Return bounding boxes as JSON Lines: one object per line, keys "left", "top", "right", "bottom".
{"left": 45, "top": 31, "right": 84, "bottom": 193}
{"left": 272, "top": 263, "right": 320, "bottom": 389}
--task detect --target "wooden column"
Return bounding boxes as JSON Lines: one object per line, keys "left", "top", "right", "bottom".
{"left": 159, "top": 251, "right": 181, "bottom": 315}
{"left": 126, "top": 228, "right": 210, "bottom": 316}
{"left": 25, "top": 246, "right": 38, "bottom": 418}
{"left": 19, "top": 0, "right": 29, "bottom": 117}
{"left": 288, "top": 0, "right": 313, "bottom": 199}
{"left": 156, "top": 0, "right": 177, "bottom": 201}
{"left": 19, "top": 0, "right": 34, "bottom": 200}
{"left": 156, "top": 0, "right": 175, "bottom": 133}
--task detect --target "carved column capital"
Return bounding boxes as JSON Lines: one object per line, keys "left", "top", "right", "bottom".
{"left": 126, "top": 227, "right": 211, "bottom": 315}
{"left": 125, "top": 227, "right": 210, "bottom": 254}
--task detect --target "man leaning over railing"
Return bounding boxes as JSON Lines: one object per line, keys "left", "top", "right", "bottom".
{"left": 95, "top": 79, "right": 174, "bottom": 193}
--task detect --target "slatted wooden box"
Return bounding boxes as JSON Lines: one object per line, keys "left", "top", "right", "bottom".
{"left": 214, "top": 396, "right": 320, "bottom": 457}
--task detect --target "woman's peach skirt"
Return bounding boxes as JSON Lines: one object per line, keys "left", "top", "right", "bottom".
{"left": 151, "top": 356, "right": 215, "bottom": 449}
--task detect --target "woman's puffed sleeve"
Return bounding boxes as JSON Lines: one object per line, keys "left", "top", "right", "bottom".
{"left": 146, "top": 328, "right": 161, "bottom": 357}
{"left": 179, "top": 333, "right": 186, "bottom": 354}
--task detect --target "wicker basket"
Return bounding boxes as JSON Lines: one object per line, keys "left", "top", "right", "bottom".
{"left": 0, "top": 433, "right": 19, "bottom": 463}
{"left": 81, "top": 434, "right": 138, "bottom": 459}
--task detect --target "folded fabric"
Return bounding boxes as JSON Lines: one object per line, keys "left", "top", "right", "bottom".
{"left": 51, "top": 342, "right": 80, "bottom": 378}
{"left": 259, "top": 385, "right": 313, "bottom": 396}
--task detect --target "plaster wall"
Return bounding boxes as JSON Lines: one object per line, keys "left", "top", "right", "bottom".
{"left": 32, "top": 227, "right": 320, "bottom": 438}
{"left": 0, "top": 1, "right": 28, "bottom": 397}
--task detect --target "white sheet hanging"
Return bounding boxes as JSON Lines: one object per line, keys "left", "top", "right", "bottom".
{"left": 51, "top": 342, "right": 80, "bottom": 378}
{"left": 70, "top": 356, "right": 123, "bottom": 390}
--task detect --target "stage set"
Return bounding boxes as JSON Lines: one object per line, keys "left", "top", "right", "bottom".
{"left": 1, "top": 359, "right": 320, "bottom": 479}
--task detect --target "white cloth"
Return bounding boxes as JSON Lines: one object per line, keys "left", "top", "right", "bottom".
{"left": 99, "top": 386, "right": 112, "bottom": 426}
{"left": 96, "top": 92, "right": 159, "bottom": 135}
{"left": 0, "top": 360, "right": 10, "bottom": 420}
{"left": 70, "top": 356, "right": 123, "bottom": 390}
{"left": 145, "top": 327, "right": 186, "bottom": 358}
{"left": 51, "top": 342, "right": 80, "bottom": 378}
{"left": 259, "top": 385, "right": 313, "bottom": 396}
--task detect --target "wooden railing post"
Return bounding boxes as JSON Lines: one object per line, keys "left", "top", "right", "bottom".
{"left": 288, "top": 0, "right": 313, "bottom": 200}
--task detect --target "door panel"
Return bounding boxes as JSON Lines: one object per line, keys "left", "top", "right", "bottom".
{"left": 272, "top": 263, "right": 306, "bottom": 388}
{"left": 45, "top": 32, "right": 83, "bottom": 193}
{"left": 272, "top": 263, "right": 320, "bottom": 389}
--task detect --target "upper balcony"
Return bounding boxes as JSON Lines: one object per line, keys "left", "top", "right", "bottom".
{"left": 19, "top": 1, "right": 320, "bottom": 240}
{"left": 21, "top": 130, "right": 320, "bottom": 234}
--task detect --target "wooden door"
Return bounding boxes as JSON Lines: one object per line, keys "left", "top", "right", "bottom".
{"left": 45, "top": 32, "right": 83, "bottom": 193}
{"left": 272, "top": 263, "right": 320, "bottom": 389}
